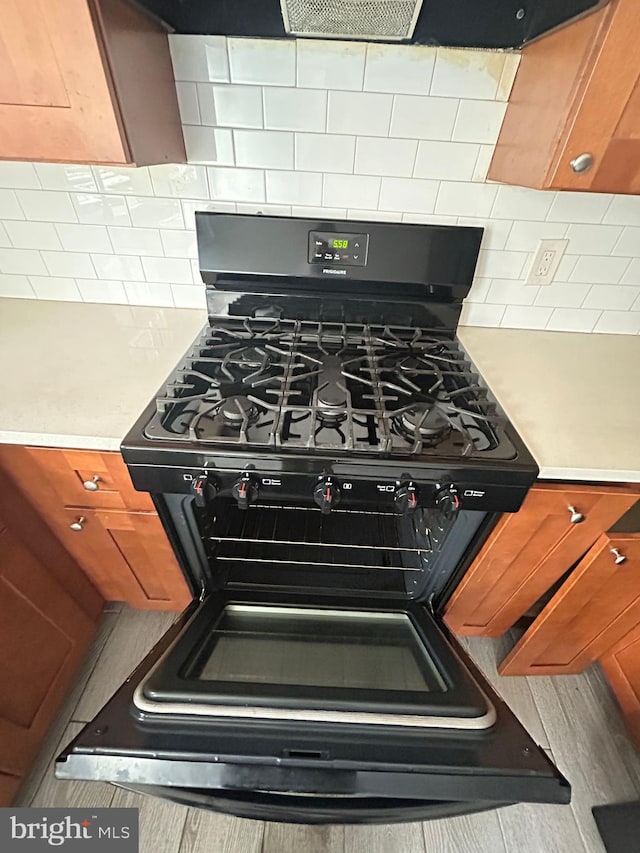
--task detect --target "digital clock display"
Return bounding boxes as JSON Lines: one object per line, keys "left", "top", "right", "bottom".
{"left": 332, "top": 239, "right": 349, "bottom": 249}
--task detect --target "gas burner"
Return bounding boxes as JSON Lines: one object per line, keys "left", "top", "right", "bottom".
{"left": 236, "top": 346, "right": 268, "bottom": 367}
{"left": 220, "top": 395, "right": 259, "bottom": 428}
{"left": 394, "top": 404, "right": 452, "bottom": 447}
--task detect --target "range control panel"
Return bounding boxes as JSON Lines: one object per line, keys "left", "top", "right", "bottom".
{"left": 308, "top": 231, "right": 369, "bottom": 267}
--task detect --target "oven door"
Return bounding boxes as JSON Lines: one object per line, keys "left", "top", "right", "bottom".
{"left": 56, "top": 591, "right": 570, "bottom": 820}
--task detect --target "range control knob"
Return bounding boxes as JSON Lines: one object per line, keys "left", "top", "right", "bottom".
{"left": 394, "top": 482, "right": 419, "bottom": 515}
{"left": 313, "top": 478, "right": 341, "bottom": 514}
{"left": 191, "top": 473, "right": 218, "bottom": 507}
{"left": 232, "top": 473, "right": 259, "bottom": 510}
{"left": 435, "top": 483, "right": 461, "bottom": 515}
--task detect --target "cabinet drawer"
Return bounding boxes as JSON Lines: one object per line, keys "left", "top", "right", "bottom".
{"left": 25, "top": 448, "right": 153, "bottom": 512}
{"left": 444, "top": 484, "right": 638, "bottom": 638}
{"left": 500, "top": 533, "right": 640, "bottom": 676}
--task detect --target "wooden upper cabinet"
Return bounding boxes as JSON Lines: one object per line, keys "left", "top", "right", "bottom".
{"left": 0, "top": 0, "right": 185, "bottom": 165}
{"left": 489, "top": 0, "right": 640, "bottom": 193}
{"left": 500, "top": 532, "right": 640, "bottom": 676}
{"left": 444, "top": 483, "right": 639, "bottom": 638}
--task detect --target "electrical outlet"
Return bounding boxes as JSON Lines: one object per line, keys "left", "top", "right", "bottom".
{"left": 526, "top": 239, "right": 569, "bottom": 286}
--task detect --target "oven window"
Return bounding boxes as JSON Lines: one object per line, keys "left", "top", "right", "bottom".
{"left": 188, "top": 605, "right": 446, "bottom": 693}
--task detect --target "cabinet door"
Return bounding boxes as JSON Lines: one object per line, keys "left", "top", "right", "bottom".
{"left": 61, "top": 508, "right": 191, "bottom": 611}
{"left": 601, "top": 621, "right": 640, "bottom": 752}
{"left": 444, "top": 484, "right": 638, "bottom": 638}
{"left": 0, "top": 524, "right": 96, "bottom": 793}
{"left": 500, "top": 534, "right": 640, "bottom": 676}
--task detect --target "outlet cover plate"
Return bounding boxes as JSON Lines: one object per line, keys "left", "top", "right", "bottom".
{"left": 526, "top": 239, "right": 569, "bottom": 286}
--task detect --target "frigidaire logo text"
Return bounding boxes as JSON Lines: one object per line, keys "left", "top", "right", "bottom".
{"left": 10, "top": 814, "right": 130, "bottom": 846}
{"left": 322, "top": 268, "right": 347, "bottom": 275}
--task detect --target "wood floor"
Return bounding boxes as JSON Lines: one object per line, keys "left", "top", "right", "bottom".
{"left": 15, "top": 605, "right": 640, "bottom": 852}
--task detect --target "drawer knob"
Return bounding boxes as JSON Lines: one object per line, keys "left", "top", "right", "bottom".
{"left": 570, "top": 153, "right": 594, "bottom": 174}
{"left": 611, "top": 548, "right": 627, "bottom": 565}
{"left": 568, "top": 505, "right": 584, "bottom": 524}
{"left": 69, "top": 516, "right": 86, "bottom": 532}
{"left": 83, "top": 475, "right": 101, "bottom": 492}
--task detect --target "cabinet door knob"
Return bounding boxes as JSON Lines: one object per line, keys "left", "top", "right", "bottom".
{"left": 69, "top": 516, "right": 86, "bottom": 532}
{"left": 611, "top": 548, "right": 627, "bottom": 565}
{"left": 570, "top": 153, "right": 594, "bottom": 174}
{"left": 568, "top": 505, "right": 584, "bottom": 524}
{"left": 83, "top": 475, "right": 101, "bottom": 491}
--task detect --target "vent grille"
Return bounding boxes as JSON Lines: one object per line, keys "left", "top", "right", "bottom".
{"left": 280, "top": 0, "right": 424, "bottom": 41}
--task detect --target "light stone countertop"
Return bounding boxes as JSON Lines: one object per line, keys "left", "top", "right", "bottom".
{"left": 0, "top": 298, "right": 638, "bottom": 482}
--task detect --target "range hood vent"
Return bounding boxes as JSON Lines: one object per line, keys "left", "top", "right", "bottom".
{"left": 280, "top": 0, "right": 424, "bottom": 41}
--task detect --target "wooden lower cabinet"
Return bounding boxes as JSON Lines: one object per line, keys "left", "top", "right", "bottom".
{"left": 0, "top": 468, "right": 101, "bottom": 806}
{"left": 444, "top": 483, "right": 638, "bottom": 638}
{"left": 500, "top": 533, "right": 640, "bottom": 676}
{"left": 601, "top": 622, "right": 640, "bottom": 752}
{"left": 0, "top": 445, "right": 191, "bottom": 612}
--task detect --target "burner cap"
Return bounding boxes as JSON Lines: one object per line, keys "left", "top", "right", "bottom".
{"left": 316, "top": 355, "right": 347, "bottom": 413}
{"left": 397, "top": 404, "right": 451, "bottom": 445}
{"left": 220, "top": 395, "right": 258, "bottom": 426}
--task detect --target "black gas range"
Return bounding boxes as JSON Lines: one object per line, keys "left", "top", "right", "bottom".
{"left": 57, "top": 214, "right": 569, "bottom": 824}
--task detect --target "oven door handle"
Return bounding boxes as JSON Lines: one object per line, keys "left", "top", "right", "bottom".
{"left": 116, "top": 783, "right": 511, "bottom": 825}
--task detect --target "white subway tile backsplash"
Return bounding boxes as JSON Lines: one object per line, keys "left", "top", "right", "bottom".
{"left": 0, "top": 248, "right": 47, "bottom": 276}
{"left": 228, "top": 38, "right": 295, "bottom": 86}
{"left": 266, "top": 171, "right": 322, "bottom": 206}
{"left": 149, "top": 164, "right": 209, "bottom": 200}
{"left": 127, "top": 196, "right": 184, "bottom": 230}
{"left": 169, "top": 35, "right": 229, "bottom": 83}
{"left": 41, "top": 251, "right": 95, "bottom": 279}
{"left": 108, "top": 227, "right": 163, "bottom": 257}
{"left": 0, "top": 162, "right": 40, "bottom": 189}
{"left": 389, "top": 96, "right": 459, "bottom": 141}
{"left": 452, "top": 100, "right": 507, "bottom": 144}
{"left": 93, "top": 166, "right": 154, "bottom": 196}
{"left": 141, "top": 256, "right": 193, "bottom": 284}
{"left": 0, "top": 273, "right": 35, "bottom": 298}
{"left": 603, "top": 195, "right": 640, "bottom": 226}
{"left": 171, "top": 284, "right": 207, "bottom": 309}
{"left": 160, "top": 229, "right": 198, "bottom": 258}
{"left": 490, "top": 185, "right": 556, "bottom": 222}
{"left": 431, "top": 49, "right": 505, "bottom": 100}
{"left": 1, "top": 35, "right": 639, "bottom": 336}
{"left": 612, "top": 227, "right": 640, "bottom": 258}
{"left": 0, "top": 189, "right": 24, "bottom": 220}
{"left": 175, "top": 81, "right": 201, "bottom": 125}
{"left": 91, "top": 254, "right": 144, "bottom": 281}
{"left": 15, "top": 190, "right": 78, "bottom": 223}
{"left": 436, "top": 182, "right": 498, "bottom": 217}
{"left": 546, "top": 307, "right": 601, "bottom": 332}
{"left": 34, "top": 164, "right": 97, "bottom": 193}
{"left": 379, "top": 177, "right": 438, "bottom": 214}
{"left": 125, "top": 282, "right": 174, "bottom": 307}
{"left": 76, "top": 279, "right": 127, "bottom": 305}
{"left": 570, "top": 255, "right": 631, "bottom": 284}
{"left": 364, "top": 44, "right": 435, "bottom": 95}
{"left": 565, "top": 223, "right": 624, "bottom": 256}
{"left": 413, "top": 140, "right": 478, "bottom": 181}
{"left": 265, "top": 88, "right": 327, "bottom": 132}
{"left": 582, "top": 284, "right": 638, "bottom": 310}
{"left": 295, "top": 134, "right": 355, "bottom": 174}
{"left": 501, "top": 304, "right": 553, "bottom": 329}
{"left": 546, "top": 191, "right": 613, "bottom": 224}
{"left": 356, "top": 137, "right": 418, "bottom": 178}
{"left": 4, "top": 221, "right": 61, "bottom": 250}
{"left": 210, "top": 84, "right": 263, "bottom": 128}
{"left": 593, "top": 310, "right": 640, "bottom": 335}
{"left": 55, "top": 223, "right": 112, "bottom": 254}
{"left": 29, "top": 275, "right": 80, "bottom": 301}
{"left": 324, "top": 173, "right": 381, "bottom": 209}
{"left": 297, "top": 40, "right": 366, "bottom": 91}
{"left": 234, "top": 130, "right": 294, "bottom": 169}
{"left": 208, "top": 167, "right": 265, "bottom": 202}
{"left": 70, "top": 193, "right": 131, "bottom": 226}
{"left": 327, "top": 91, "right": 392, "bottom": 137}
